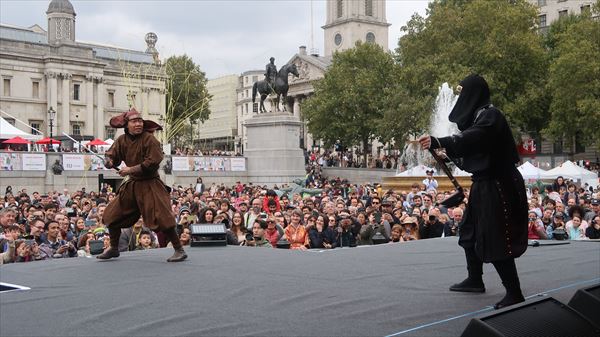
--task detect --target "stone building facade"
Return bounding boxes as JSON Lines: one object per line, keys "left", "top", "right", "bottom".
{"left": 0, "top": 0, "right": 166, "bottom": 145}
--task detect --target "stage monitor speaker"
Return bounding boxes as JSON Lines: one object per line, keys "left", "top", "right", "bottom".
{"left": 461, "top": 297, "right": 600, "bottom": 337}
{"left": 190, "top": 223, "right": 227, "bottom": 247}
{"left": 568, "top": 283, "right": 600, "bottom": 325}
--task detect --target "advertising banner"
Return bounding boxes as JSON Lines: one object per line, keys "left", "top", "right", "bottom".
{"left": 21, "top": 154, "right": 46, "bottom": 170}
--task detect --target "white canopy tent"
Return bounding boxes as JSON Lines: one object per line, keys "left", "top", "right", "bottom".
{"left": 0, "top": 116, "right": 42, "bottom": 141}
{"left": 518, "top": 161, "right": 547, "bottom": 180}
{"left": 541, "top": 160, "right": 598, "bottom": 187}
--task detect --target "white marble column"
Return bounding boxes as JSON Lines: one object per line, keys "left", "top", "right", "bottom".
{"left": 61, "top": 73, "right": 71, "bottom": 135}
{"left": 96, "top": 78, "right": 105, "bottom": 139}
{"left": 85, "top": 75, "right": 94, "bottom": 137}
{"left": 45, "top": 71, "right": 58, "bottom": 136}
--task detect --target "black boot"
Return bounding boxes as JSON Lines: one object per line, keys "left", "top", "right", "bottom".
{"left": 450, "top": 248, "right": 485, "bottom": 293}
{"left": 164, "top": 227, "right": 187, "bottom": 262}
{"left": 97, "top": 228, "right": 121, "bottom": 260}
{"left": 492, "top": 258, "right": 525, "bottom": 309}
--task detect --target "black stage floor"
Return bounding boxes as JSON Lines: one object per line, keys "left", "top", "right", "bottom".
{"left": 1, "top": 238, "right": 599, "bottom": 337}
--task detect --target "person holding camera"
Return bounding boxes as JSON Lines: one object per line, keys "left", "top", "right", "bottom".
{"left": 527, "top": 211, "right": 548, "bottom": 240}
{"left": 40, "top": 220, "right": 77, "bottom": 259}
{"left": 419, "top": 208, "right": 444, "bottom": 239}
{"left": 547, "top": 212, "right": 568, "bottom": 240}
{"left": 359, "top": 211, "right": 390, "bottom": 245}
{"left": 245, "top": 219, "right": 273, "bottom": 248}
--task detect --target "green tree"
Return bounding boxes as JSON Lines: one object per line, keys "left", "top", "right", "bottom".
{"left": 302, "top": 41, "right": 397, "bottom": 164}
{"left": 396, "top": 0, "right": 548, "bottom": 136}
{"left": 164, "top": 55, "right": 211, "bottom": 146}
{"left": 544, "top": 8, "right": 600, "bottom": 146}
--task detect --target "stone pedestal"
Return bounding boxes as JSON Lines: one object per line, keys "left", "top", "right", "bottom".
{"left": 244, "top": 112, "right": 306, "bottom": 185}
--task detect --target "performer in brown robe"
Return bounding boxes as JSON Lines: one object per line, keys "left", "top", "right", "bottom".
{"left": 419, "top": 74, "right": 527, "bottom": 309}
{"left": 97, "top": 108, "right": 187, "bottom": 262}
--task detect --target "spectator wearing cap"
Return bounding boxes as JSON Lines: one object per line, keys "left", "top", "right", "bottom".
{"left": 284, "top": 210, "right": 309, "bottom": 250}
{"left": 422, "top": 170, "right": 438, "bottom": 192}
{"left": 401, "top": 217, "right": 419, "bottom": 241}
{"left": 527, "top": 211, "right": 548, "bottom": 240}
{"left": 547, "top": 212, "right": 567, "bottom": 240}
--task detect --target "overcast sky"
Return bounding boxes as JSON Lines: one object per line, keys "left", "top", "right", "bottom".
{"left": 0, "top": 0, "right": 430, "bottom": 79}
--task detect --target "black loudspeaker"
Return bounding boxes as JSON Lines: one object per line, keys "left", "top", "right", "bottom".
{"left": 568, "top": 283, "right": 600, "bottom": 325}
{"left": 190, "top": 223, "right": 227, "bottom": 247}
{"left": 461, "top": 297, "right": 600, "bottom": 337}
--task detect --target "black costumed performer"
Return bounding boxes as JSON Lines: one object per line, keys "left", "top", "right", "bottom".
{"left": 97, "top": 108, "right": 187, "bottom": 262}
{"left": 419, "top": 74, "right": 528, "bottom": 309}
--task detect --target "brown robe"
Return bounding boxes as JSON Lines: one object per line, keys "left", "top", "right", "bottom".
{"left": 102, "top": 131, "right": 174, "bottom": 232}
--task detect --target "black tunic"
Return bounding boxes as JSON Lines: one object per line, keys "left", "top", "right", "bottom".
{"left": 432, "top": 107, "right": 528, "bottom": 262}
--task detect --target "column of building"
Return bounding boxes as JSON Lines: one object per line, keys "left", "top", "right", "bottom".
{"left": 45, "top": 71, "right": 58, "bottom": 136}
{"left": 60, "top": 73, "right": 71, "bottom": 135}
{"left": 96, "top": 77, "right": 105, "bottom": 139}
{"left": 85, "top": 74, "right": 94, "bottom": 137}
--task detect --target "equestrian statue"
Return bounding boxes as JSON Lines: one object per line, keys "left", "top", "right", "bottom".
{"left": 252, "top": 57, "right": 299, "bottom": 113}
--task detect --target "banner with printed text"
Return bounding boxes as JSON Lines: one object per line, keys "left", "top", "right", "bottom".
{"left": 0, "top": 153, "right": 46, "bottom": 171}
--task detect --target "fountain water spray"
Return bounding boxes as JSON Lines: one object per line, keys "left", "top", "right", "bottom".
{"left": 397, "top": 83, "right": 460, "bottom": 176}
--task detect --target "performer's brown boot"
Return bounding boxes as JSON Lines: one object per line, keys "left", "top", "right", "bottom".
{"left": 97, "top": 229, "right": 121, "bottom": 260}
{"left": 450, "top": 248, "right": 485, "bottom": 293}
{"left": 164, "top": 227, "right": 187, "bottom": 262}
{"left": 167, "top": 248, "right": 187, "bottom": 262}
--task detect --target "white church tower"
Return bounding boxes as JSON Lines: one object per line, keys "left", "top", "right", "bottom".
{"left": 322, "top": 0, "right": 390, "bottom": 57}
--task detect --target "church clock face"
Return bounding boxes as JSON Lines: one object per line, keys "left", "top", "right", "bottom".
{"left": 334, "top": 33, "right": 342, "bottom": 46}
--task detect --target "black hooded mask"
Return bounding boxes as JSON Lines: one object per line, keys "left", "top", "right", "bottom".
{"left": 449, "top": 74, "right": 491, "bottom": 131}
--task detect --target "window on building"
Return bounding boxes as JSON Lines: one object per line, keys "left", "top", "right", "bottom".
{"left": 4, "top": 118, "right": 15, "bottom": 126}
{"left": 252, "top": 75, "right": 258, "bottom": 83}
{"left": 3, "top": 78, "right": 10, "bottom": 96}
{"left": 246, "top": 89, "right": 249, "bottom": 97}
{"left": 253, "top": 103, "right": 258, "bottom": 113}
{"left": 558, "top": 9, "right": 568, "bottom": 18}
{"left": 581, "top": 5, "right": 591, "bottom": 14}
{"left": 105, "top": 126, "right": 116, "bottom": 140}
{"left": 366, "top": 32, "right": 375, "bottom": 43}
{"left": 575, "top": 132, "right": 586, "bottom": 153}
{"left": 73, "top": 83, "right": 80, "bottom": 101}
{"left": 537, "top": 0, "right": 546, "bottom": 6}
{"left": 553, "top": 140, "right": 563, "bottom": 154}
{"left": 365, "top": 0, "right": 373, "bottom": 16}
{"left": 29, "top": 121, "right": 42, "bottom": 135}
{"left": 72, "top": 123, "right": 81, "bottom": 136}
{"left": 108, "top": 92, "right": 115, "bottom": 107}
{"left": 32, "top": 81, "right": 40, "bottom": 99}
{"left": 539, "top": 14, "right": 547, "bottom": 27}
{"left": 337, "top": 0, "right": 343, "bottom": 18}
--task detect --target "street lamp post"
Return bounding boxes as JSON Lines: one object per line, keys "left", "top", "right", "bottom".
{"left": 48, "top": 107, "right": 56, "bottom": 152}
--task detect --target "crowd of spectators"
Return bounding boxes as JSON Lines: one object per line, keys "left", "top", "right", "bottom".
{"left": 308, "top": 150, "right": 400, "bottom": 169}
{"left": 1, "top": 169, "right": 598, "bottom": 265}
